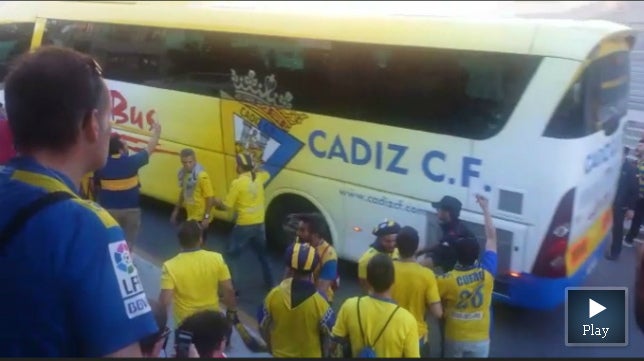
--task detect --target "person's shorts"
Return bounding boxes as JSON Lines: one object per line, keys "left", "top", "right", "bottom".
{"left": 444, "top": 339, "right": 490, "bottom": 358}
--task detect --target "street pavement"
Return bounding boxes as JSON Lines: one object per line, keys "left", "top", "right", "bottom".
{"left": 136, "top": 197, "right": 644, "bottom": 357}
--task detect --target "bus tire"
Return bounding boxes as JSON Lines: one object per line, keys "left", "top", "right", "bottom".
{"left": 265, "top": 194, "right": 331, "bottom": 254}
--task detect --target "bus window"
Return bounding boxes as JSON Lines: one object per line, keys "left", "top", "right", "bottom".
{"left": 42, "top": 18, "right": 541, "bottom": 140}
{"left": 544, "top": 51, "right": 630, "bottom": 139}
{"left": 0, "top": 23, "right": 35, "bottom": 84}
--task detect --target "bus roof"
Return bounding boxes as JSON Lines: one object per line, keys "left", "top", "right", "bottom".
{"left": 0, "top": 1, "right": 634, "bottom": 61}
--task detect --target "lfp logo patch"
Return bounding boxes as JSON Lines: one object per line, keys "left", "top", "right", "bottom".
{"left": 113, "top": 242, "right": 135, "bottom": 274}
{"left": 108, "top": 240, "right": 150, "bottom": 319}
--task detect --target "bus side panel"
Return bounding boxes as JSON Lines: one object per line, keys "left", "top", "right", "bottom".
{"left": 470, "top": 58, "right": 582, "bottom": 273}
{"left": 105, "top": 80, "right": 231, "bottom": 218}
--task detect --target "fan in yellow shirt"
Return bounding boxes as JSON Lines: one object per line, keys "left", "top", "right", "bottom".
{"left": 159, "top": 220, "right": 238, "bottom": 327}
{"left": 283, "top": 213, "right": 339, "bottom": 304}
{"left": 391, "top": 225, "right": 443, "bottom": 357}
{"left": 213, "top": 153, "right": 275, "bottom": 292}
{"left": 259, "top": 242, "right": 335, "bottom": 358}
{"left": 170, "top": 148, "right": 215, "bottom": 243}
{"left": 357, "top": 219, "right": 401, "bottom": 293}
{"left": 331, "top": 253, "right": 419, "bottom": 358}
{"left": 437, "top": 195, "right": 497, "bottom": 358}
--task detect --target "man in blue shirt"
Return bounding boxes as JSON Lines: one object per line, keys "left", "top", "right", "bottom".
{"left": 0, "top": 46, "right": 158, "bottom": 357}
{"left": 94, "top": 123, "right": 161, "bottom": 251}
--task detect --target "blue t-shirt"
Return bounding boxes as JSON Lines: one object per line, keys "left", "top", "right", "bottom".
{"left": 94, "top": 151, "right": 149, "bottom": 209}
{"left": 0, "top": 157, "right": 158, "bottom": 357}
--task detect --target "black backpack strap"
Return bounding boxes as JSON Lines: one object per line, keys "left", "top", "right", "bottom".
{"left": 372, "top": 305, "right": 400, "bottom": 347}
{"left": 357, "top": 297, "right": 367, "bottom": 346}
{"left": 357, "top": 297, "right": 400, "bottom": 348}
{"left": 0, "top": 191, "right": 74, "bottom": 253}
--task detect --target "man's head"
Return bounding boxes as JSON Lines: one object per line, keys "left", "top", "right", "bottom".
{"left": 396, "top": 226, "right": 419, "bottom": 259}
{"left": 178, "top": 220, "right": 203, "bottom": 249}
{"left": 140, "top": 298, "right": 170, "bottom": 357}
{"left": 432, "top": 195, "right": 462, "bottom": 224}
{"left": 177, "top": 310, "right": 232, "bottom": 358}
{"left": 372, "top": 219, "right": 401, "bottom": 253}
{"left": 4, "top": 46, "right": 111, "bottom": 171}
{"left": 235, "top": 153, "right": 254, "bottom": 174}
{"left": 295, "top": 213, "right": 325, "bottom": 246}
{"left": 109, "top": 134, "right": 127, "bottom": 156}
{"left": 285, "top": 241, "right": 320, "bottom": 278}
{"left": 637, "top": 139, "right": 644, "bottom": 157}
{"left": 367, "top": 253, "right": 395, "bottom": 293}
{"left": 454, "top": 236, "right": 480, "bottom": 267}
{"left": 180, "top": 148, "right": 196, "bottom": 173}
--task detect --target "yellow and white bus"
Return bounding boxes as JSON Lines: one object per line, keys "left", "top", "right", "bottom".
{"left": 0, "top": 1, "right": 635, "bottom": 310}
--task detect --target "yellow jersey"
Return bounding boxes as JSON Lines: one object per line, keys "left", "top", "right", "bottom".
{"left": 332, "top": 296, "right": 419, "bottom": 358}
{"left": 160, "top": 249, "right": 231, "bottom": 325}
{"left": 437, "top": 250, "right": 498, "bottom": 342}
{"left": 313, "top": 240, "right": 339, "bottom": 303}
{"left": 223, "top": 171, "right": 270, "bottom": 226}
{"left": 260, "top": 278, "right": 335, "bottom": 358}
{"left": 390, "top": 260, "right": 441, "bottom": 340}
{"left": 182, "top": 170, "right": 215, "bottom": 221}
{"left": 357, "top": 246, "right": 400, "bottom": 280}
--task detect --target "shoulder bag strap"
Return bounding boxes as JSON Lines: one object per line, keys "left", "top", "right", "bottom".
{"left": 0, "top": 191, "right": 74, "bottom": 254}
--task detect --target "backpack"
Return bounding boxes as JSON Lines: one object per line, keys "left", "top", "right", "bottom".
{"left": 356, "top": 297, "right": 400, "bottom": 358}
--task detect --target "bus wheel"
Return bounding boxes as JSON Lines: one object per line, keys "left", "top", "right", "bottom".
{"left": 265, "top": 194, "right": 330, "bottom": 255}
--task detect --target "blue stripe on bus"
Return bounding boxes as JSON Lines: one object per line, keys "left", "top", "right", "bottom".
{"left": 492, "top": 233, "right": 608, "bottom": 310}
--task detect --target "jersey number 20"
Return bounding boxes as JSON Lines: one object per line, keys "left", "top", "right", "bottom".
{"left": 456, "top": 284, "right": 484, "bottom": 309}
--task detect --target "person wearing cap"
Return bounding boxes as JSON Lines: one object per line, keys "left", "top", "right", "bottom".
{"left": 417, "top": 195, "right": 475, "bottom": 273}
{"left": 436, "top": 195, "right": 497, "bottom": 358}
{"left": 171, "top": 148, "right": 215, "bottom": 242}
{"left": 213, "top": 153, "right": 275, "bottom": 291}
{"left": 94, "top": 124, "right": 161, "bottom": 251}
{"left": 259, "top": 242, "right": 335, "bottom": 357}
{"left": 357, "top": 219, "right": 401, "bottom": 293}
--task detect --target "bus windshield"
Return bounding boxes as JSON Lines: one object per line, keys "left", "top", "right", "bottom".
{"left": 590, "top": 51, "right": 630, "bottom": 132}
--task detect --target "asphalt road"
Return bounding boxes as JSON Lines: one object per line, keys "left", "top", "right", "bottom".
{"left": 136, "top": 196, "right": 644, "bottom": 357}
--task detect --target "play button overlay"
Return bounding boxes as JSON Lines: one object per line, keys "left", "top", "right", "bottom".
{"left": 588, "top": 298, "right": 606, "bottom": 318}
{"left": 565, "top": 287, "right": 628, "bottom": 346}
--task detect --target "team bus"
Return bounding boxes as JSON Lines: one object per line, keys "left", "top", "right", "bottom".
{"left": 0, "top": 1, "right": 635, "bottom": 310}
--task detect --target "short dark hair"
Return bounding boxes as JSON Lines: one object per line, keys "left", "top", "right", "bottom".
{"left": 454, "top": 236, "right": 480, "bottom": 266}
{"left": 109, "top": 134, "right": 124, "bottom": 155}
{"left": 178, "top": 221, "right": 202, "bottom": 248}
{"left": 367, "top": 253, "right": 395, "bottom": 293}
{"left": 297, "top": 213, "right": 325, "bottom": 237}
{"left": 140, "top": 298, "right": 168, "bottom": 355}
{"left": 396, "top": 226, "right": 419, "bottom": 258}
{"left": 180, "top": 148, "right": 195, "bottom": 158}
{"left": 177, "top": 310, "right": 232, "bottom": 358}
{"left": 4, "top": 46, "right": 109, "bottom": 153}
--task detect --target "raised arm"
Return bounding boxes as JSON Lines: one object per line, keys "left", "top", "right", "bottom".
{"left": 476, "top": 194, "right": 497, "bottom": 253}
